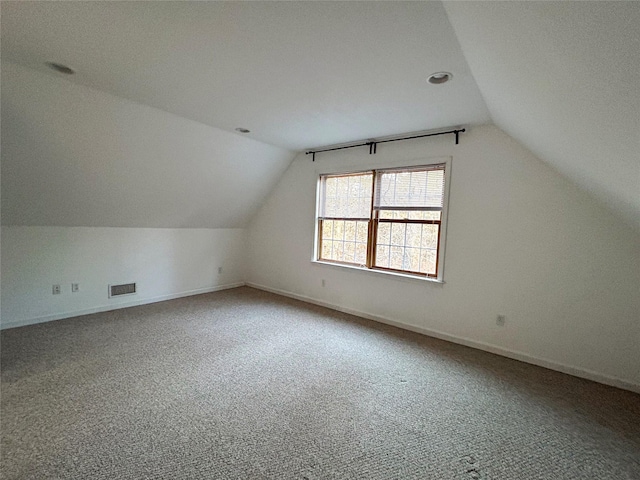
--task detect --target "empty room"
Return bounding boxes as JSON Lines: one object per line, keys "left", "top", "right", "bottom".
{"left": 1, "top": 1, "right": 639, "bottom": 479}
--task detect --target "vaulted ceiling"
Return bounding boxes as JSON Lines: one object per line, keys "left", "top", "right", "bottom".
{"left": 444, "top": 1, "right": 640, "bottom": 233}
{"left": 2, "top": 1, "right": 638, "bottom": 230}
{"left": 1, "top": 1, "right": 489, "bottom": 150}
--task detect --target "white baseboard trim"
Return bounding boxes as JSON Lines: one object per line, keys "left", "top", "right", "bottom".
{"left": 0, "top": 282, "right": 246, "bottom": 330}
{"left": 246, "top": 282, "right": 640, "bottom": 394}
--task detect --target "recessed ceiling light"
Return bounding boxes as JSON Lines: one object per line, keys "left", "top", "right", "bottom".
{"left": 235, "top": 127, "right": 251, "bottom": 133}
{"left": 46, "top": 62, "right": 75, "bottom": 75}
{"left": 427, "top": 72, "right": 452, "bottom": 85}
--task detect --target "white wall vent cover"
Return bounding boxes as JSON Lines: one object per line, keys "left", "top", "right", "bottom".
{"left": 109, "top": 283, "right": 137, "bottom": 298}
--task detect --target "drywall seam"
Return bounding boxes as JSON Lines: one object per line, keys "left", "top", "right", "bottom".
{"left": 0, "top": 282, "right": 245, "bottom": 330}
{"left": 246, "top": 282, "right": 640, "bottom": 394}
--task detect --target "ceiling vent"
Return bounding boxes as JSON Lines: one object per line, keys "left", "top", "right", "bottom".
{"left": 109, "top": 283, "right": 137, "bottom": 298}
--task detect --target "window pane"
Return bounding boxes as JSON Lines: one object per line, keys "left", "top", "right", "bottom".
{"left": 319, "top": 220, "right": 364, "bottom": 265}
{"left": 420, "top": 249, "right": 437, "bottom": 276}
{"left": 408, "top": 210, "right": 441, "bottom": 221}
{"left": 325, "top": 176, "right": 337, "bottom": 195}
{"left": 374, "top": 166, "right": 445, "bottom": 209}
{"left": 374, "top": 221, "right": 440, "bottom": 275}
{"left": 343, "top": 241, "right": 353, "bottom": 261}
{"left": 355, "top": 243, "right": 367, "bottom": 265}
{"left": 336, "top": 176, "right": 348, "bottom": 198}
{"left": 395, "top": 171, "right": 411, "bottom": 203}
{"left": 377, "top": 222, "right": 391, "bottom": 245}
{"left": 376, "top": 245, "right": 390, "bottom": 268}
{"left": 405, "top": 247, "right": 421, "bottom": 271}
{"left": 390, "top": 246, "right": 404, "bottom": 270}
{"left": 356, "top": 221, "right": 368, "bottom": 243}
{"left": 390, "top": 223, "right": 406, "bottom": 246}
{"left": 334, "top": 197, "right": 344, "bottom": 217}
{"left": 421, "top": 224, "right": 439, "bottom": 249}
{"left": 345, "top": 221, "right": 357, "bottom": 242}
{"left": 322, "top": 220, "right": 333, "bottom": 239}
{"left": 379, "top": 210, "right": 442, "bottom": 220}
{"left": 380, "top": 210, "right": 407, "bottom": 220}
{"left": 321, "top": 239, "right": 332, "bottom": 259}
{"left": 406, "top": 224, "right": 421, "bottom": 248}
{"left": 324, "top": 196, "right": 337, "bottom": 217}
{"left": 333, "top": 220, "right": 344, "bottom": 240}
{"left": 321, "top": 172, "right": 372, "bottom": 219}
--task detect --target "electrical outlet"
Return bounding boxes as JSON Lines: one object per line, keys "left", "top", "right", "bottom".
{"left": 52, "top": 284, "right": 61, "bottom": 295}
{"left": 218, "top": 267, "right": 223, "bottom": 274}
{"left": 496, "top": 315, "right": 506, "bottom": 326}
{"left": 71, "top": 283, "right": 79, "bottom": 292}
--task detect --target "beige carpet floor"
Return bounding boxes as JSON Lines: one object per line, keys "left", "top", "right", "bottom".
{"left": 1, "top": 286, "right": 639, "bottom": 479}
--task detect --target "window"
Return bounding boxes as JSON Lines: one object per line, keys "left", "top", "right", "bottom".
{"left": 316, "top": 162, "right": 448, "bottom": 279}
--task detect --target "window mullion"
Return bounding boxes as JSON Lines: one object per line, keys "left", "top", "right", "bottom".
{"left": 366, "top": 171, "right": 377, "bottom": 268}
{"left": 403, "top": 219, "right": 408, "bottom": 271}
{"left": 318, "top": 219, "right": 323, "bottom": 260}
{"left": 434, "top": 222, "right": 441, "bottom": 278}
{"left": 418, "top": 220, "right": 424, "bottom": 273}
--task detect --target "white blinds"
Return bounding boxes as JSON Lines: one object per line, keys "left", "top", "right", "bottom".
{"left": 320, "top": 172, "right": 373, "bottom": 219}
{"left": 374, "top": 164, "right": 445, "bottom": 210}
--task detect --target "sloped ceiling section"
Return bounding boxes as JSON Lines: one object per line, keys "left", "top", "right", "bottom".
{"left": 444, "top": 2, "right": 640, "bottom": 232}
{"left": 3, "top": 1, "right": 638, "bottom": 232}
{"left": 0, "top": 1, "right": 490, "bottom": 150}
{"left": 1, "top": 62, "right": 295, "bottom": 228}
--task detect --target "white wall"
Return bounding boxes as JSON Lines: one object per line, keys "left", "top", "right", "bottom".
{"left": 0, "top": 61, "right": 291, "bottom": 328}
{"left": 246, "top": 125, "right": 640, "bottom": 391}
{"left": 1, "top": 226, "right": 245, "bottom": 328}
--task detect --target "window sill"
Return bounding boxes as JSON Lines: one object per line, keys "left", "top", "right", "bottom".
{"left": 311, "top": 260, "right": 445, "bottom": 285}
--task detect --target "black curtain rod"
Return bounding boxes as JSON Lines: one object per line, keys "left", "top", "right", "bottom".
{"left": 306, "top": 128, "right": 465, "bottom": 161}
